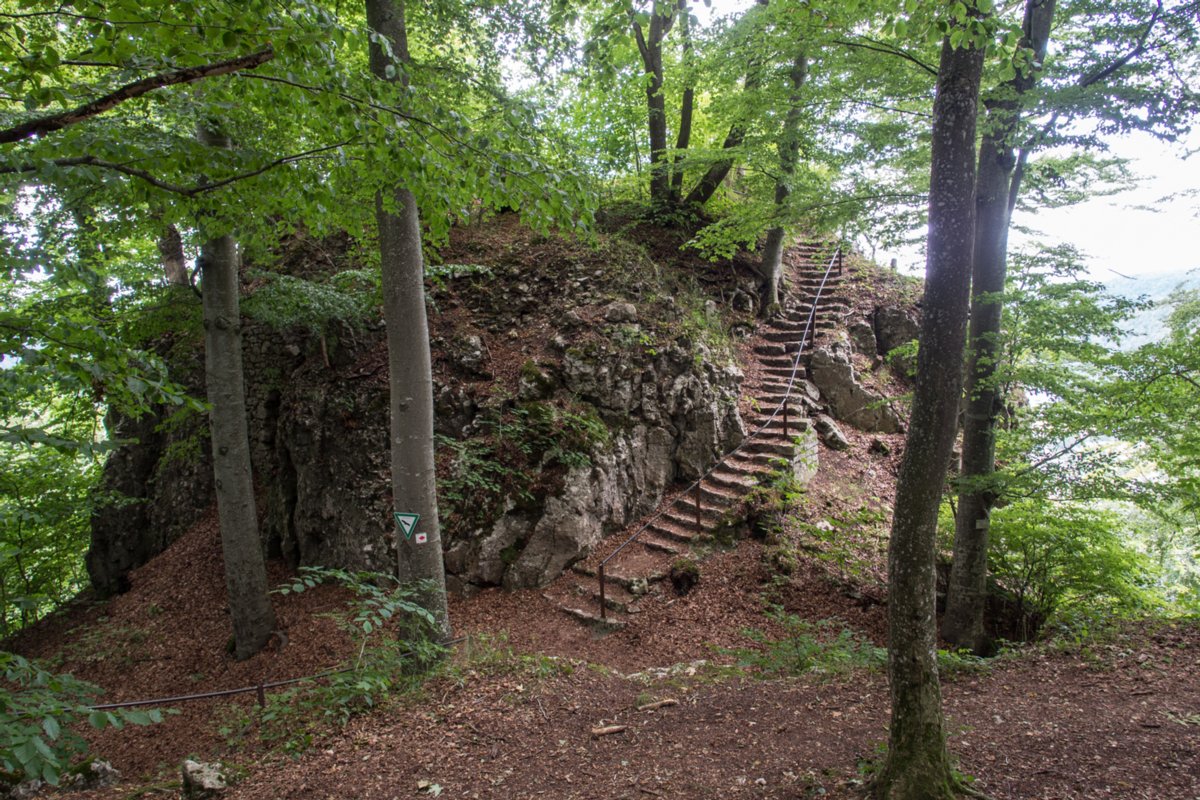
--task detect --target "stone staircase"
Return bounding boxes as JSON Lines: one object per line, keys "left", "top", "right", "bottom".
{"left": 542, "top": 242, "right": 846, "bottom": 630}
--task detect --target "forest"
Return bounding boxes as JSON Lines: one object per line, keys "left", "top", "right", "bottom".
{"left": 1, "top": 0, "right": 1199, "bottom": 798}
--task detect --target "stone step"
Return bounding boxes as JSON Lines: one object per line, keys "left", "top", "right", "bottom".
{"left": 641, "top": 532, "right": 687, "bottom": 555}
{"left": 554, "top": 602, "right": 628, "bottom": 632}
{"left": 762, "top": 329, "right": 826, "bottom": 345}
{"left": 647, "top": 518, "right": 702, "bottom": 544}
{"left": 758, "top": 359, "right": 806, "bottom": 376}
{"left": 762, "top": 366, "right": 814, "bottom": 381}
{"left": 699, "top": 480, "right": 751, "bottom": 505}
{"left": 662, "top": 503, "right": 727, "bottom": 531}
{"left": 752, "top": 342, "right": 802, "bottom": 357}
{"left": 741, "top": 438, "right": 797, "bottom": 459}
{"left": 775, "top": 309, "right": 846, "bottom": 327}
{"left": 707, "top": 465, "right": 763, "bottom": 493}
{"left": 744, "top": 415, "right": 804, "bottom": 437}
{"left": 725, "top": 450, "right": 788, "bottom": 475}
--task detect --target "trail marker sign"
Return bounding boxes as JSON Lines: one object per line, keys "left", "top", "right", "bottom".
{"left": 393, "top": 512, "right": 420, "bottom": 541}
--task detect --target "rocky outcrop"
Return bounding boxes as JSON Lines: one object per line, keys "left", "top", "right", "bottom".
{"left": 448, "top": 339, "right": 745, "bottom": 592}
{"left": 808, "top": 344, "right": 902, "bottom": 434}
{"left": 874, "top": 306, "right": 920, "bottom": 376}
{"left": 87, "top": 322, "right": 309, "bottom": 595}
{"left": 88, "top": 280, "right": 746, "bottom": 597}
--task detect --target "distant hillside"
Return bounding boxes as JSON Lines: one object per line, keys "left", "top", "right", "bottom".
{"left": 1103, "top": 268, "right": 1200, "bottom": 348}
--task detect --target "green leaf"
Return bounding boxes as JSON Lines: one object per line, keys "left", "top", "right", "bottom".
{"left": 41, "top": 716, "right": 60, "bottom": 741}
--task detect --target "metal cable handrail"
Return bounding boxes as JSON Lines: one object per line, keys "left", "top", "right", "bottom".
{"left": 596, "top": 244, "right": 844, "bottom": 619}
{"left": 87, "top": 635, "right": 467, "bottom": 711}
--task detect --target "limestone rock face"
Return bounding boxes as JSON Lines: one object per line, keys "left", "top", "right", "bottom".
{"left": 88, "top": 316, "right": 745, "bottom": 596}
{"left": 808, "top": 345, "right": 902, "bottom": 434}
{"left": 456, "top": 342, "right": 745, "bottom": 591}
{"left": 848, "top": 318, "right": 878, "bottom": 359}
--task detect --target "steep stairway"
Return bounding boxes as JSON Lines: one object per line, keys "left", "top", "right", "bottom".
{"left": 542, "top": 243, "right": 845, "bottom": 630}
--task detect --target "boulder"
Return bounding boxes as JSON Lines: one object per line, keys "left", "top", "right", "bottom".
{"left": 604, "top": 302, "right": 638, "bottom": 323}
{"left": 874, "top": 305, "right": 920, "bottom": 376}
{"left": 808, "top": 345, "right": 902, "bottom": 434}
{"left": 814, "top": 415, "right": 851, "bottom": 451}
{"left": 848, "top": 318, "right": 878, "bottom": 359}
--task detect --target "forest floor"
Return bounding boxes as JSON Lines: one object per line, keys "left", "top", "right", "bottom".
{"left": 10, "top": 436, "right": 1200, "bottom": 800}
{"left": 8, "top": 234, "right": 1199, "bottom": 799}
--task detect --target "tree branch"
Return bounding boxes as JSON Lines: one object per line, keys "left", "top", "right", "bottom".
{"left": 835, "top": 38, "right": 938, "bottom": 78}
{"left": 0, "top": 48, "right": 274, "bottom": 145}
{"left": 627, "top": 10, "right": 651, "bottom": 64}
{"left": 0, "top": 142, "right": 352, "bottom": 196}
{"left": 1077, "top": 0, "right": 1164, "bottom": 89}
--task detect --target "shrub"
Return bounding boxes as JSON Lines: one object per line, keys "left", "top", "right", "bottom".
{"left": 724, "top": 609, "right": 884, "bottom": 677}
{"left": 251, "top": 569, "right": 445, "bottom": 753}
{"left": 988, "top": 500, "right": 1159, "bottom": 638}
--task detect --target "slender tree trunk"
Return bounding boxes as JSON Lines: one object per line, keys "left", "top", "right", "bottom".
{"left": 365, "top": 0, "right": 450, "bottom": 636}
{"left": 872, "top": 27, "right": 985, "bottom": 800}
{"left": 197, "top": 120, "right": 276, "bottom": 661}
{"left": 944, "top": 0, "right": 1055, "bottom": 656}
{"left": 759, "top": 52, "right": 808, "bottom": 313}
{"left": 631, "top": 3, "right": 678, "bottom": 208}
{"left": 670, "top": 0, "right": 694, "bottom": 203}
{"left": 683, "top": 123, "right": 746, "bottom": 207}
{"left": 683, "top": 55, "right": 767, "bottom": 208}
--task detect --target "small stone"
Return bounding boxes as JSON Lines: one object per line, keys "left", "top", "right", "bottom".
{"left": 181, "top": 760, "right": 226, "bottom": 798}
{"left": 814, "top": 415, "right": 851, "bottom": 451}
{"left": 869, "top": 438, "right": 891, "bottom": 455}
{"left": 604, "top": 302, "right": 638, "bottom": 323}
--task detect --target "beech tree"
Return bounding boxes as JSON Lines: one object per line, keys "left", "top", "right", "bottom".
{"left": 364, "top": 0, "right": 450, "bottom": 635}
{"left": 873, "top": 6, "right": 986, "bottom": 797}
{"left": 944, "top": 0, "right": 1056, "bottom": 655}
{"left": 945, "top": 0, "right": 1200, "bottom": 654}
{"left": 196, "top": 119, "right": 277, "bottom": 659}
{"left": 758, "top": 51, "right": 808, "bottom": 311}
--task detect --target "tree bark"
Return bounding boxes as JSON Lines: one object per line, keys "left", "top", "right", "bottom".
{"left": 759, "top": 52, "right": 808, "bottom": 313}
{"left": 872, "top": 27, "right": 985, "bottom": 800}
{"left": 630, "top": 2, "right": 678, "bottom": 208}
{"left": 682, "top": 122, "right": 747, "bottom": 208}
{"left": 944, "top": 0, "right": 1055, "bottom": 656}
{"left": 365, "top": 0, "right": 451, "bottom": 636}
{"left": 670, "top": 0, "right": 694, "bottom": 203}
{"left": 158, "top": 224, "right": 189, "bottom": 286}
{"left": 197, "top": 121, "right": 277, "bottom": 661}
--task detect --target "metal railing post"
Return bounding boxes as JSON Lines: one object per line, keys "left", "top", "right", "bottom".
{"left": 694, "top": 482, "right": 702, "bottom": 531}
{"left": 783, "top": 398, "right": 790, "bottom": 438}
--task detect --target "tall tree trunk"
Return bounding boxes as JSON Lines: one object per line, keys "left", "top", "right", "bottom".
{"left": 944, "top": 0, "right": 1055, "bottom": 656}
{"left": 759, "top": 52, "right": 808, "bottom": 314}
{"left": 630, "top": 2, "right": 678, "bottom": 208}
{"left": 872, "top": 26, "right": 985, "bottom": 800}
{"left": 670, "top": 0, "right": 694, "bottom": 203}
{"left": 197, "top": 120, "right": 277, "bottom": 661}
{"left": 365, "top": 0, "right": 451, "bottom": 636}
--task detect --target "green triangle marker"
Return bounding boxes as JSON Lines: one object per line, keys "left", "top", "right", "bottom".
{"left": 393, "top": 512, "right": 420, "bottom": 540}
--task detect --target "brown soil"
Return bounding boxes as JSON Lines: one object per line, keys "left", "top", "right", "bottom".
{"left": 15, "top": 438, "right": 1199, "bottom": 800}
{"left": 9, "top": 246, "right": 1199, "bottom": 800}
